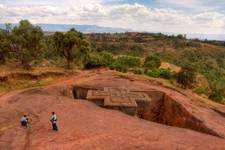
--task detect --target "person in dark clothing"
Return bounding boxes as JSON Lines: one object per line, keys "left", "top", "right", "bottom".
{"left": 20, "top": 115, "right": 28, "bottom": 127}
{"left": 50, "top": 112, "right": 58, "bottom": 131}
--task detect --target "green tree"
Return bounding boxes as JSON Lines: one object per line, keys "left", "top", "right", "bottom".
{"left": 144, "top": 54, "right": 161, "bottom": 69}
{"left": 176, "top": 67, "right": 196, "bottom": 88}
{"left": 11, "top": 20, "right": 43, "bottom": 69}
{"left": 0, "top": 23, "right": 13, "bottom": 64}
{"left": 209, "top": 81, "right": 225, "bottom": 104}
{"left": 99, "top": 52, "right": 114, "bottom": 66}
{"left": 0, "top": 30, "right": 10, "bottom": 64}
{"left": 53, "top": 28, "right": 90, "bottom": 69}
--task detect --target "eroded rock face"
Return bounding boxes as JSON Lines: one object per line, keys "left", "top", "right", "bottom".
{"left": 152, "top": 94, "right": 222, "bottom": 137}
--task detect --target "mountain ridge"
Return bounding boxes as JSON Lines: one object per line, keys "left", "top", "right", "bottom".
{"left": 0, "top": 23, "right": 131, "bottom": 33}
{"left": 0, "top": 23, "right": 225, "bottom": 41}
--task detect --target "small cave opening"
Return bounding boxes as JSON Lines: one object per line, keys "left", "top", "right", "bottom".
{"left": 72, "top": 86, "right": 222, "bottom": 138}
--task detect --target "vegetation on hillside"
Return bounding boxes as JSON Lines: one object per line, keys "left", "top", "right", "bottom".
{"left": 87, "top": 32, "right": 225, "bottom": 104}
{"left": 0, "top": 20, "right": 224, "bottom": 104}
{"left": 175, "top": 66, "right": 196, "bottom": 88}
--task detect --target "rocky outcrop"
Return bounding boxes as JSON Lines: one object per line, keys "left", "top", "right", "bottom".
{"left": 0, "top": 69, "right": 225, "bottom": 149}
{"left": 72, "top": 69, "right": 225, "bottom": 138}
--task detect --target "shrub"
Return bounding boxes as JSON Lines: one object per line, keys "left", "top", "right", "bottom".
{"left": 193, "top": 86, "right": 206, "bottom": 94}
{"left": 175, "top": 67, "right": 196, "bottom": 88}
{"left": 116, "top": 55, "right": 141, "bottom": 68}
{"left": 99, "top": 52, "right": 114, "bottom": 67}
{"left": 130, "top": 68, "right": 144, "bottom": 75}
{"left": 209, "top": 91, "right": 225, "bottom": 104}
{"left": 110, "top": 63, "right": 128, "bottom": 73}
{"left": 145, "top": 68, "right": 171, "bottom": 79}
{"left": 144, "top": 55, "right": 161, "bottom": 69}
{"left": 84, "top": 52, "right": 114, "bottom": 69}
{"left": 146, "top": 69, "right": 160, "bottom": 78}
{"left": 84, "top": 54, "right": 103, "bottom": 69}
{"left": 159, "top": 69, "right": 172, "bottom": 79}
{"left": 129, "top": 45, "right": 145, "bottom": 56}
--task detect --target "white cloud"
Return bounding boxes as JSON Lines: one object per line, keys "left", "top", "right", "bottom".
{"left": 155, "top": 0, "right": 225, "bottom": 12}
{"left": 156, "top": 0, "right": 202, "bottom": 9}
{"left": 0, "top": 2, "right": 225, "bottom": 34}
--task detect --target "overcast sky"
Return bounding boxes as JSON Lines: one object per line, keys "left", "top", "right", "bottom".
{"left": 0, "top": 0, "right": 225, "bottom": 34}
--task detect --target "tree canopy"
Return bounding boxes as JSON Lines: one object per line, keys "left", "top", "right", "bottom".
{"left": 144, "top": 54, "right": 161, "bottom": 69}
{"left": 0, "top": 30, "right": 10, "bottom": 63}
{"left": 11, "top": 20, "right": 43, "bottom": 69}
{"left": 53, "top": 28, "right": 90, "bottom": 69}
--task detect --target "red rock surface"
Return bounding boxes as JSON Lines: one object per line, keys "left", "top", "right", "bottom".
{"left": 0, "top": 69, "right": 225, "bottom": 150}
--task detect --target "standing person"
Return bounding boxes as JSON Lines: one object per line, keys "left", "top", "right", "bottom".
{"left": 50, "top": 112, "right": 58, "bottom": 131}
{"left": 20, "top": 115, "right": 29, "bottom": 127}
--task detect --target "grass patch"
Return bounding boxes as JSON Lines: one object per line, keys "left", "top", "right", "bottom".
{"left": 0, "top": 79, "right": 53, "bottom": 92}
{"left": 193, "top": 86, "right": 206, "bottom": 94}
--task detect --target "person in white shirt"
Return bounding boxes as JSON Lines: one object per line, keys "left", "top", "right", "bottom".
{"left": 50, "top": 112, "right": 58, "bottom": 131}
{"left": 20, "top": 115, "right": 28, "bottom": 127}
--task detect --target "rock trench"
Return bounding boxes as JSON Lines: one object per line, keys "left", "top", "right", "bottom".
{"left": 72, "top": 85, "right": 222, "bottom": 138}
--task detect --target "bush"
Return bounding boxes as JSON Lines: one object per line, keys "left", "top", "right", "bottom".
{"left": 145, "top": 68, "right": 171, "bottom": 79}
{"left": 193, "top": 86, "right": 206, "bottom": 94}
{"left": 110, "top": 63, "right": 128, "bottom": 73}
{"left": 129, "top": 45, "right": 145, "bottom": 56}
{"left": 144, "top": 55, "right": 161, "bottom": 69}
{"left": 159, "top": 69, "right": 172, "bottom": 79}
{"left": 99, "top": 52, "right": 114, "bottom": 66}
{"left": 146, "top": 69, "right": 160, "bottom": 78}
{"left": 175, "top": 67, "right": 196, "bottom": 88}
{"left": 84, "top": 54, "right": 103, "bottom": 69}
{"left": 130, "top": 68, "right": 144, "bottom": 75}
{"left": 209, "top": 91, "right": 225, "bottom": 104}
{"left": 84, "top": 52, "right": 114, "bottom": 69}
{"left": 116, "top": 55, "right": 141, "bottom": 68}
{"left": 109, "top": 55, "right": 140, "bottom": 73}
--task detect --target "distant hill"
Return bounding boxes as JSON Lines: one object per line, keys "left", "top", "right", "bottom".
{"left": 185, "top": 33, "right": 225, "bottom": 41}
{"left": 0, "top": 23, "right": 224, "bottom": 41}
{"left": 0, "top": 24, "right": 131, "bottom": 33}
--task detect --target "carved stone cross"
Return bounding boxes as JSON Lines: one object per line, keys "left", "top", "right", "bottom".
{"left": 86, "top": 87, "right": 151, "bottom": 108}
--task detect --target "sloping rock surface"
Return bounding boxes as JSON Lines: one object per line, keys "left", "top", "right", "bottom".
{"left": 0, "top": 69, "right": 225, "bottom": 150}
